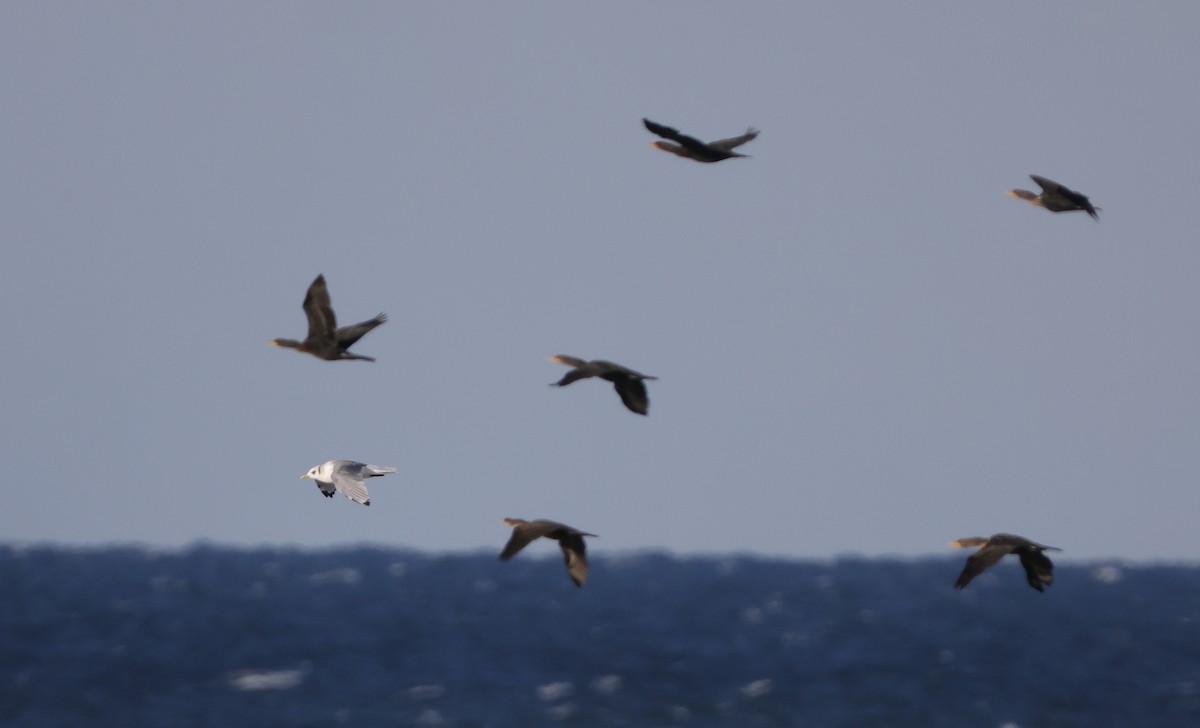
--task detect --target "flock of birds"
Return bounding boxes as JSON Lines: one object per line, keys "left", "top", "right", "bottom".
{"left": 270, "top": 118, "right": 1101, "bottom": 591}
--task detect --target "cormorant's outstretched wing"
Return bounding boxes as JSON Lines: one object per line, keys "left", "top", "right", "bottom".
{"left": 1057, "top": 186, "right": 1099, "bottom": 220}
{"left": 553, "top": 369, "right": 592, "bottom": 387}
{"left": 499, "top": 520, "right": 555, "bottom": 560}
{"left": 1018, "top": 549, "right": 1055, "bottom": 592}
{"left": 336, "top": 314, "right": 387, "bottom": 349}
{"left": 303, "top": 275, "right": 337, "bottom": 342}
{"left": 613, "top": 377, "right": 650, "bottom": 415}
{"left": 550, "top": 355, "right": 593, "bottom": 386}
{"left": 708, "top": 127, "right": 759, "bottom": 152}
{"left": 643, "top": 118, "right": 713, "bottom": 156}
{"left": 954, "top": 543, "right": 1012, "bottom": 589}
{"left": 1029, "top": 175, "right": 1061, "bottom": 194}
{"left": 558, "top": 534, "right": 589, "bottom": 587}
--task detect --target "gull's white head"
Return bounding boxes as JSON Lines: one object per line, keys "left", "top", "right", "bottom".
{"left": 300, "top": 461, "right": 333, "bottom": 483}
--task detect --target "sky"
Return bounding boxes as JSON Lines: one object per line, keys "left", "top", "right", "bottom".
{"left": 2, "top": 2, "right": 1199, "bottom": 562}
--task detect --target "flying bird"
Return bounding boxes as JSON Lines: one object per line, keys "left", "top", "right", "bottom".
{"left": 548, "top": 355, "right": 657, "bottom": 415}
{"left": 269, "top": 274, "right": 387, "bottom": 361}
{"left": 498, "top": 518, "right": 597, "bottom": 587}
{"left": 643, "top": 118, "right": 759, "bottom": 163}
{"left": 1008, "top": 175, "right": 1100, "bottom": 220}
{"left": 949, "top": 533, "right": 1062, "bottom": 592}
{"left": 300, "top": 460, "right": 396, "bottom": 507}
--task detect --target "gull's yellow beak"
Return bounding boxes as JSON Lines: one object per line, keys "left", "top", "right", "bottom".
{"left": 300, "top": 474, "right": 310, "bottom": 480}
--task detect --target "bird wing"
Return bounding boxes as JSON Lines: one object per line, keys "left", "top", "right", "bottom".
{"left": 499, "top": 521, "right": 550, "bottom": 560}
{"left": 707, "top": 127, "right": 759, "bottom": 152}
{"left": 553, "top": 368, "right": 593, "bottom": 387}
{"left": 303, "top": 275, "right": 338, "bottom": 341}
{"left": 558, "top": 534, "right": 589, "bottom": 587}
{"left": 330, "top": 463, "right": 371, "bottom": 506}
{"left": 1018, "top": 550, "right": 1055, "bottom": 592}
{"left": 336, "top": 313, "right": 387, "bottom": 349}
{"left": 613, "top": 377, "right": 650, "bottom": 415}
{"left": 954, "top": 543, "right": 1012, "bottom": 589}
{"left": 598, "top": 361, "right": 654, "bottom": 380}
{"left": 643, "top": 118, "right": 713, "bottom": 155}
{"left": 550, "top": 356, "right": 592, "bottom": 386}
{"left": 1029, "top": 175, "right": 1062, "bottom": 194}
{"left": 1058, "top": 188, "right": 1098, "bottom": 219}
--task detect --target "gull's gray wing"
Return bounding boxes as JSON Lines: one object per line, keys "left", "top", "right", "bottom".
{"left": 330, "top": 461, "right": 371, "bottom": 506}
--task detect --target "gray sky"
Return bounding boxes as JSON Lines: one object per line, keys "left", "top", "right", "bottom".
{"left": 3, "top": 2, "right": 1199, "bottom": 561}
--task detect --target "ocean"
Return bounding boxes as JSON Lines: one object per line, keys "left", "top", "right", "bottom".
{"left": 2, "top": 545, "right": 1197, "bottom": 727}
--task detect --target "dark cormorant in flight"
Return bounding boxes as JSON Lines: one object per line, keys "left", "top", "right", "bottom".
{"left": 548, "top": 355, "right": 657, "bottom": 415}
{"left": 499, "top": 518, "right": 597, "bottom": 587}
{"left": 269, "top": 274, "right": 386, "bottom": 361}
{"left": 1008, "top": 175, "right": 1100, "bottom": 220}
{"left": 643, "top": 118, "right": 759, "bottom": 163}
{"left": 950, "top": 533, "right": 1062, "bottom": 592}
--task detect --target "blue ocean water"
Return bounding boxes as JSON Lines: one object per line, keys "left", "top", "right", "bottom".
{"left": 1, "top": 545, "right": 1197, "bottom": 727}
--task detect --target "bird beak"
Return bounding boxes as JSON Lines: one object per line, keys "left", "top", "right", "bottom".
{"left": 300, "top": 474, "right": 309, "bottom": 480}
